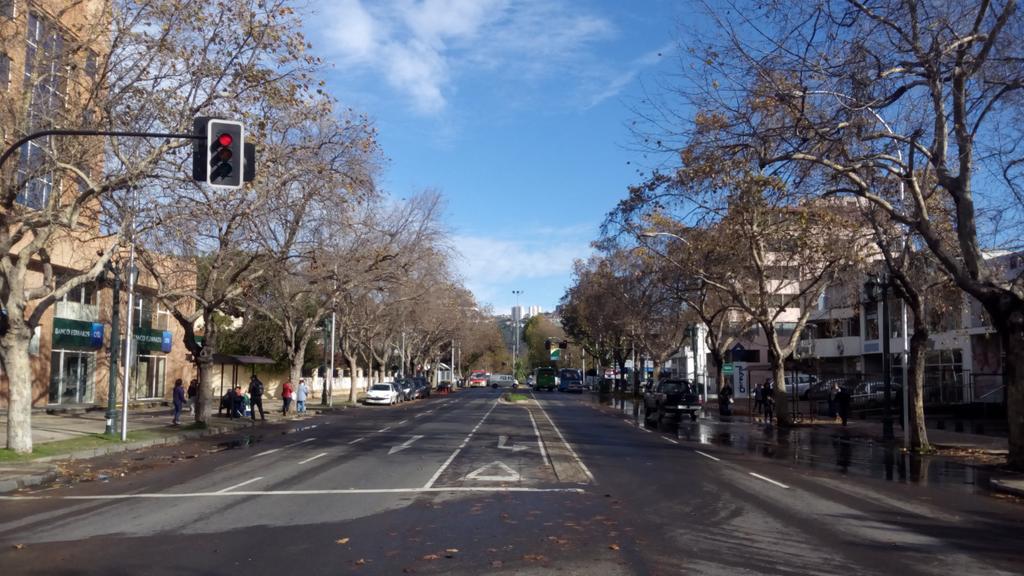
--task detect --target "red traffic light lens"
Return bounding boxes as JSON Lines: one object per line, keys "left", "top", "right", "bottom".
{"left": 217, "top": 148, "right": 232, "bottom": 161}
{"left": 217, "top": 133, "right": 233, "bottom": 147}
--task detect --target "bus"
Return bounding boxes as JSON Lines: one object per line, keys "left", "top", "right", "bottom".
{"left": 533, "top": 367, "right": 557, "bottom": 392}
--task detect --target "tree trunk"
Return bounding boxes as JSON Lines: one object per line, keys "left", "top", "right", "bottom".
{"left": 194, "top": 320, "right": 220, "bottom": 425}
{"left": 347, "top": 355, "right": 359, "bottom": 404}
{"left": 768, "top": 345, "right": 790, "bottom": 426}
{"left": 710, "top": 349, "right": 726, "bottom": 392}
{"left": 907, "top": 321, "right": 931, "bottom": 452}
{"left": 1002, "top": 316, "right": 1024, "bottom": 470}
{"left": 289, "top": 353, "right": 304, "bottom": 397}
{"left": 1, "top": 325, "right": 34, "bottom": 453}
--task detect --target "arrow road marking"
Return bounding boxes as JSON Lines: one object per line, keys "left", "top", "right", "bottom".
{"left": 497, "top": 435, "right": 528, "bottom": 452}
{"left": 388, "top": 435, "right": 424, "bottom": 455}
{"left": 465, "top": 461, "right": 520, "bottom": 482}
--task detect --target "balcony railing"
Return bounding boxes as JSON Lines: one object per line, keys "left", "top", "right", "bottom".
{"left": 55, "top": 300, "right": 99, "bottom": 322}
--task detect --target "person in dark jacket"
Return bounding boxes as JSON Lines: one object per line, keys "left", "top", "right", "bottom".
{"left": 762, "top": 382, "right": 775, "bottom": 425}
{"left": 172, "top": 379, "right": 186, "bottom": 425}
{"left": 223, "top": 387, "right": 239, "bottom": 419}
{"left": 248, "top": 375, "right": 266, "bottom": 421}
{"left": 719, "top": 383, "right": 734, "bottom": 417}
{"left": 186, "top": 379, "right": 198, "bottom": 414}
{"left": 836, "top": 386, "right": 852, "bottom": 426}
{"left": 231, "top": 385, "right": 245, "bottom": 419}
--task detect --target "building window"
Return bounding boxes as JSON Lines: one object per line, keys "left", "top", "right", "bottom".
{"left": 135, "top": 296, "right": 154, "bottom": 328}
{"left": 133, "top": 354, "right": 166, "bottom": 399}
{"left": 154, "top": 303, "right": 170, "bottom": 330}
{"left": 16, "top": 12, "right": 67, "bottom": 209}
{"left": 49, "top": 349, "right": 96, "bottom": 404}
{"left": 1, "top": 0, "right": 15, "bottom": 19}
{"left": 0, "top": 53, "right": 10, "bottom": 90}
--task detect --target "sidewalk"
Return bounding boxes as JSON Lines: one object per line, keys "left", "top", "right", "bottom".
{"left": 0, "top": 395, "right": 352, "bottom": 493}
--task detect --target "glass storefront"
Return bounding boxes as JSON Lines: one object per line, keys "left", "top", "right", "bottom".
{"left": 49, "top": 349, "right": 96, "bottom": 404}
{"left": 132, "top": 354, "right": 166, "bottom": 400}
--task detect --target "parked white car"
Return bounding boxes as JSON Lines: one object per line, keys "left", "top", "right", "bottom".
{"left": 364, "top": 382, "right": 400, "bottom": 405}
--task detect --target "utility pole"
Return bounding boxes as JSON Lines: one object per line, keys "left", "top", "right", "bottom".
{"left": 512, "top": 290, "right": 522, "bottom": 379}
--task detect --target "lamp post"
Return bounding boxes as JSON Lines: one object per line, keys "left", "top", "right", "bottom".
{"left": 102, "top": 260, "right": 122, "bottom": 436}
{"left": 512, "top": 290, "right": 523, "bottom": 380}
{"left": 865, "top": 273, "right": 894, "bottom": 441}
{"left": 120, "top": 256, "right": 139, "bottom": 442}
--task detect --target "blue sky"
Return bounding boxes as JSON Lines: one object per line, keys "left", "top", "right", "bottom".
{"left": 302, "top": 0, "right": 690, "bottom": 314}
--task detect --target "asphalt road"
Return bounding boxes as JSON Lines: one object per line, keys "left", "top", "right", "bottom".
{"left": 0, "top": 388, "right": 1021, "bottom": 575}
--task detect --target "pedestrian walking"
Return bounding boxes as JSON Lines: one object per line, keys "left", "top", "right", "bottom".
{"left": 187, "top": 378, "right": 198, "bottom": 414}
{"left": 718, "top": 382, "right": 734, "bottom": 417}
{"left": 296, "top": 378, "right": 309, "bottom": 414}
{"left": 281, "top": 379, "right": 294, "bottom": 415}
{"left": 172, "top": 379, "right": 186, "bottom": 425}
{"left": 248, "top": 374, "right": 266, "bottom": 421}
{"left": 836, "top": 385, "right": 851, "bottom": 426}
{"left": 828, "top": 382, "right": 840, "bottom": 420}
{"left": 762, "top": 382, "right": 775, "bottom": 425}
{"left": 753, "top": 384, "right": 764, "bottom": 420}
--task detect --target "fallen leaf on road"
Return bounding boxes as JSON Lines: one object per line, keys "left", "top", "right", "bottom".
{"left": 609, "top": 544, "right": 621, "bottom": 551}
{"left": 354, "top": 559, "right": 366, "bottom": 565}
{"left": 336, "top": 537, "right": 350, "bottom": 544}
{"left": 522, "top": 554, "right": 548, "bottom": 561}
{"left": 12, "top": 544, "right": 25, "bottom": 550}
{"left": 422, "top": 554, "right": 440, "bottom": 561}
{"left": 491, "top": 560, "right": 504, "bottom": 568}
{"left": 445, "top": 548, "right": 459, "bottom": 553}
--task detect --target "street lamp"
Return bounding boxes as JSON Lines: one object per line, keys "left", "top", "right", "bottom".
{"left": 638, "top": 230, "right": 690, "bottom": 244}
{"left": 864, "top": 273, "right": 895, "bottom": 441}
{"left": 512, "top": 290, "right": 523, "bottom": 380}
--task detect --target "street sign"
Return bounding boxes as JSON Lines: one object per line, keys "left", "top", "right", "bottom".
{"left": 550, "top": 349, "right": 561, "bottom": 360}
{"left": 723, "top": 362, "right": 734, "bottom": 375}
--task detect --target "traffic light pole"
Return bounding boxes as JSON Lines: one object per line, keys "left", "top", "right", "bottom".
{"left": 0, "top": 128, "right": 201, "bottom": 169}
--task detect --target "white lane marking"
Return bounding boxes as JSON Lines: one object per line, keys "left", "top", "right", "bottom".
{"left": 465, "top": 461, "right": 520, "bottom": 482}
{"left": 378, "top": 426, "right": 391, "bottom": 433}
{"left": 531, "top": 394, "right": 596, "bottom": 484}
{"left": 388, "top": 435, "right": 424, "bottom": 455}
{"left": 663, "top": 437, "right": 679, "bottom": 444}
{"left": 254, "top": 437, "right": 317, "bottom": 457}
{"left": 348, "top": 437, "right": 365, "bottom": 445}
{"left": 623, "top": 419, "right": 633, "bottom": 425}
{"left": 299, "top": 452, "right": 328, "bottom": 465}
{"left": 414, "top": 413, "right": 427, "bottom": 418}
{"left": 497, "top": 435, "right": 528, "bottom": 452}
{"left": 423, "top": 399, "right": 499, "bottom": 489}
{"left": 216, "top": 476, "right": 263, "bottom": 493}
{"left": 527, "top": 410, "right": 550, "bottom": 467}
{"left": 398, "top": 419, "right": 408, "bottom": 425}
{"left": 695, "top": 450, "right": 720, "bottom": 462}
{"left": 1, "top": 487, "right": 587, "bottom": 500}
{"left": 749, "top": 472, "right": 790, "bottom": 489}
{"left": 638, "top": 427, "right": 651, "bottom": 433}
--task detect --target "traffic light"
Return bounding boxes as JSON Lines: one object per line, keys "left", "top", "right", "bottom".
{"left": 192, "top": 117, "right": 253, "bottom": 188}
{"left": 207, "top": 119, "right": 243, "bottom": 188}
{"left": 544, "top": 339, "right": 552, "bottom": 350}
{"left": 559, "top": 340, "right": 568, "bottom": 349}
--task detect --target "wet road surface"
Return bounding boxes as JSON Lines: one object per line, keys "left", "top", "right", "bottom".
{"left": 0, "top": 388, "right": 1021, "bottom": 575}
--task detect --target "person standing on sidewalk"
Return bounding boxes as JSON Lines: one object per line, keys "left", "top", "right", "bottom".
{"left": 281, "top": 379, "right": 294, "bottom": 415}
{"left": 296, "top": 378, "right": 309, "bottom": 414}
{"left": 187, "top": 379, "right": 198, "bottom": 414}
{"left": 719, "top": 382, "right": 734, "bottom": 417}
{"left": 248, "top": 374, "right": 266, "bottom": 421}
{"left": 836, "top": 385, "right": 851, "bottom": 426}
{"left": 172, "top": 379, "right": 186, "bottom": 425}
{"left": 762, "top": 382, "right": 775, "bottom": 425}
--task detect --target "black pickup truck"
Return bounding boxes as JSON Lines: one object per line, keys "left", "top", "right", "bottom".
{"left": 643, "top": 379, "right": 702, "bottom": 424}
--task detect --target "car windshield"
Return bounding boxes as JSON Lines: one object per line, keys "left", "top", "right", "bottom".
{"left": 370, "top": 384, "right": 391, "bottom": 391}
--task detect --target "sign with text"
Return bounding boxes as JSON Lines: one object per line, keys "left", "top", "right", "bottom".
{"left": 135, "top": 327, "right": 173, "bottom": 353}
{"left": 52, "top": 318, "right": 104, "bottom": 350}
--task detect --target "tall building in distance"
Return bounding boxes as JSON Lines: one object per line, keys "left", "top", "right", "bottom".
{"left": 527, "top": 305, "right": 542, "bottom": 318}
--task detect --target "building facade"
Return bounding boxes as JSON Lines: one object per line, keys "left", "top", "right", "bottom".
{"left": 0, "top": 0, "right": 193, "bottom": 409}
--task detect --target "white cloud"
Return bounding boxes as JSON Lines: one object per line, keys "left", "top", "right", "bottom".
{"left": 310, "top": 0, "right": 616, "bottom": 115}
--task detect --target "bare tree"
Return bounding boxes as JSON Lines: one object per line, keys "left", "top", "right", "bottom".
{"left": 0, "top": 0, "right": 313, "bottom": 452}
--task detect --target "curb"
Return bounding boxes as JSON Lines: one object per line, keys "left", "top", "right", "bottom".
{"left": 990, "top": 479, "right": 1024, "bottom": 498}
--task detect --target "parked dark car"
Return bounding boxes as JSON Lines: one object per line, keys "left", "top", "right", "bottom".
{"left": 412, "top": 377, "right": 430, "bottom": 399}
{"left": 394, "top": 379, "right": 414, "bottom": 402}
{"left": 643, "top": 379, "right": 702, "bottom": 424}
